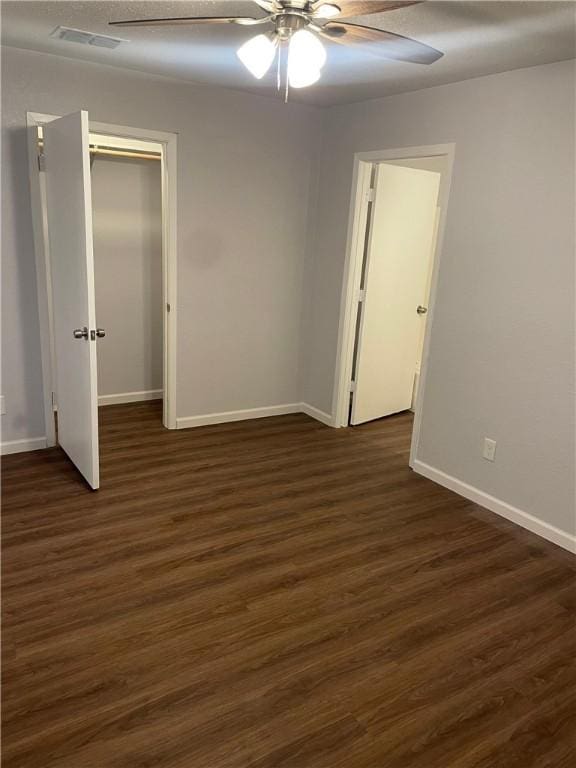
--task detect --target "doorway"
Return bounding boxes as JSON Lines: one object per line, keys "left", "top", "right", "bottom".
{"left": 90, "top": 134, "right": 163, "bottom": 408}
{"left": 27, "top": 111, "right": 178, "bottom": 489}
{"left": 333, "top": 144, "right": 455, "bottom": 464}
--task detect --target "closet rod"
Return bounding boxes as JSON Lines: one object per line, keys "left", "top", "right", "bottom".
{"left": 37, "top": 140, "right": 161, "bottom": 161}
{"left": 89, "top": 147, "right": 161, "bottom": 161}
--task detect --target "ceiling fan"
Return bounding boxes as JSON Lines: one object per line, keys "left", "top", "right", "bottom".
{"left": 110, "top": 1, "right": 443, "bottom": 95}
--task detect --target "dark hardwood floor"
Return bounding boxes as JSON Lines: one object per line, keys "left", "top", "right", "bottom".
{"left": 2, "top": 402, "right": 575, "bottom": 768}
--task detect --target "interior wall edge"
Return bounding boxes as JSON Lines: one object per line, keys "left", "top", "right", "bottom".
{"left": 300, "top": 402, "right": 336, "bottom": 427}
{"left": 412, "top": 459, "right": 576, "bottom": 554}
{"left": 297, "top": 116, "right": 326, "bottom": 403}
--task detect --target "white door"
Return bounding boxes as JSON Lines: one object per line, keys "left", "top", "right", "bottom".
{"left": 44, "top": 111, "right": 100, "bottom": 489}
{"left": 351, "top": 163, "right": 440, "bottom": 425}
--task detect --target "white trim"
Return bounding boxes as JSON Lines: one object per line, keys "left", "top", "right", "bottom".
{"left": 2, "top": 402, "right": 331, "bottom": 453}
{"left": 177, "top": 403, "right": 337, "bottom": 430}
{"left": 1, "top": 437, "right": 48, "bottom": 456}
{"left": 300, "top": 403, "right": 336, "bottom": 427}
{"left": 332, "top": 144, "right": 456, "bottom": 468}
{"left": 26, "top": 124, "right": 57, "bottom": 447}
{"left": 29, "top": 113, "right": 177, "bottom": 145}
{"left": 413, "top": 460, "right": 576, "bottom": 554}
{"left": 176, "top": 404, "right": 301, "bottom": 430}
{"left": 26, "top": 111, "right": 178, "bottom": 441}
{"left": 160, "top": 131, "right": 178, "bottom": 430}
{"left": 333, "top": 159, "right": 373, "bottom": 428}
{"left": 88, "top": 133, "right": 162, "bottom": 154}
{"left": 98, "top": 390, "right": 163, "bottom": 406}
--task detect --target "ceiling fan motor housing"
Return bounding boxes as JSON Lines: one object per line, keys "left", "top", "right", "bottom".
{"left": 275, "top": 12, "right": 308, "bottom": 39}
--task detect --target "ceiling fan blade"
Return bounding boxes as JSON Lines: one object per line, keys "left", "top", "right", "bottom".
{"left": 109, "top": 16, "right": 268, "bottom": 28}
{"left": 321, "top": 21, "right": 442, "bottom": 64}
{"left": 252, "top": 0, "right": 277, "bottom": 10}
{"left": 313, "top": 1, "right": 423, "bottom": 18}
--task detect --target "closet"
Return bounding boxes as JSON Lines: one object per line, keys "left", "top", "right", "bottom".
{"left": 28, "top": 110, "right": 175, "bottom": 489}
{"left": 91, "top": 142, "right": 163, "bottom": 407}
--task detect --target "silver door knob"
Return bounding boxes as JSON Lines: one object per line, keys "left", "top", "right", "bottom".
{"left": 96, "top": 328, "right": 106, "bottom": 338}
{"left": 73, "top": 327, "right": 89, "bottom": 339}
{"left": 416, "top": 306, "right": 428, "bottom": 315}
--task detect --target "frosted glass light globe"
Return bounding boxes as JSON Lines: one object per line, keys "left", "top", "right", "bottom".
{"left": 288, "top": 30, "right": 326, "bottom": 88}
{"left": 237, "top": 34, "right": 277, "bottom": 79}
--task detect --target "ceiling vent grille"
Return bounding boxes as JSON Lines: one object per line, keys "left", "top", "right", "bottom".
{"left": 50, "top": 26, "right": 128, "bottom": 49}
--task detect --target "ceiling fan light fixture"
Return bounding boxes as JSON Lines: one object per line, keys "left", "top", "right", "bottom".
{"left": 237, "top": 33, "right": 277, "bottom": 79}
{"left": 288, "top": 63, "right": 322, "bottom": 88}
{"left": 290, "top": 29, "right": 327, "bottom": 69}
{"left": 314, "top": 3, "right": 341, "bottom": 19}
{"left": 287, "top": 29, "right": 327, "bottom": 88}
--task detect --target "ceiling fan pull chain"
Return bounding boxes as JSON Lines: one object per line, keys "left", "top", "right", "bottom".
{"left": 285, "top": 38, "right": 290, "bottom": 103}
{"left": 277, "top": 41, "right": 282, "bottom": 91}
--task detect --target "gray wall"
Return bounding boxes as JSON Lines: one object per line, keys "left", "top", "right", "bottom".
{"left": 92, "top": 156, "right": 163, "bottom": 398}
{"left": 301, "top": 60, "right": 575, "bottom": 535}
{"left": 1, "top": 46, "right": 322, "bottom": 440}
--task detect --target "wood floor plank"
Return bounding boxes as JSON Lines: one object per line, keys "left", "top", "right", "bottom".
{"left": 2, "top": 402, "right": 575, "bottom": 767}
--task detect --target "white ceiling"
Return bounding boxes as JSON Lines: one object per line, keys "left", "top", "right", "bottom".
{"left": 2, "top": 1, "right": 575, "bottom": 106}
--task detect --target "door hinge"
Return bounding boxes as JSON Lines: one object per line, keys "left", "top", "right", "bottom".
{"left": 357, "top": 289, "right": 366, "bottom": 303}
{"left": 51, "top": 391, "right": 57, "bottom": 410}
{"left": 366, "top": 188, "right": 375, "bottom": 203}
{"left": 350, "top": 380, "right": 356, "bottom": 393}
{"left": 37, "top": 152, "right": 46, "bottom": 172}
{"left": 166, "top": 302, "right": 171, "bottom": 313}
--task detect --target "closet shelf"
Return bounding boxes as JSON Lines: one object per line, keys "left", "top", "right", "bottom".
{"left": 37, "top": 139, "right": 160, "bottom": 162}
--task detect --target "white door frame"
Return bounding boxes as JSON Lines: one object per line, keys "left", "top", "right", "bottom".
{"left": 332, "top": 144, "right": 455, "bottom": 467}
{"left": 26, "top": 111, "right": 178, "bottom": 442}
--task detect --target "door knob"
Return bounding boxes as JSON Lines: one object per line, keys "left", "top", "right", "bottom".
{"left": 95, "top": 328, "right": 106, "bottom": 338}
{"left": 416, "top": 305, "right": 428, "bottom": 315}
{"left": 73, "top": 327, "right": 89, "bottom": 340}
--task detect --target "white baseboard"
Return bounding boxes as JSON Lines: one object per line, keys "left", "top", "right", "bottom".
{"left": 98, "top": 389, "right": 163, "bottom": 406}
{"left": 413, "top": 460, "right": 576, "bottom": 554}
{"left": 1, "top": 436, "right": 47, "bottom": 456}
{"left": 2, "top": 401, "right": 337, "bottom": 454}
{"left": 176, "top": 403, "right": 301, "bottom": 430}
{"left": 300, "top": 402, "right": 336, "bottom": 427}
{"left": 177, "top": 403, "right": 337, "bottom": 430}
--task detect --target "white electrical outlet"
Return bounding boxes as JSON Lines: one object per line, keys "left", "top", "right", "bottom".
{"left": 0, "top": 395, "right": 5, "bottom": 415}
{"left": 483, "top": 437, "right": 497, "bottom": 462}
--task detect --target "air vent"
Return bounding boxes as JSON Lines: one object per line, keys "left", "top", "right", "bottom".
{"left": 50, "top": 26, "right": 128, "bottom": 49}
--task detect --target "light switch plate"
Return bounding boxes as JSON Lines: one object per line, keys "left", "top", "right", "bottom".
{"left": 483, "top": 437, "right": 497, "bottom": 462}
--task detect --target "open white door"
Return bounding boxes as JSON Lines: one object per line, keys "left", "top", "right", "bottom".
{"left": 43, "top": 111, "right": 99, "bottom": 489}
{"left": 351, "top": 163, "right": 440, "bottom": 425}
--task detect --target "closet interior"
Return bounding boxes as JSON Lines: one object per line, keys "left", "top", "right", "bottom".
{"left": 38, "top": 127, "right": 165, "bottom": 422}
{"left": 90, "top": 136, "right": 163, "bottom": 410}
